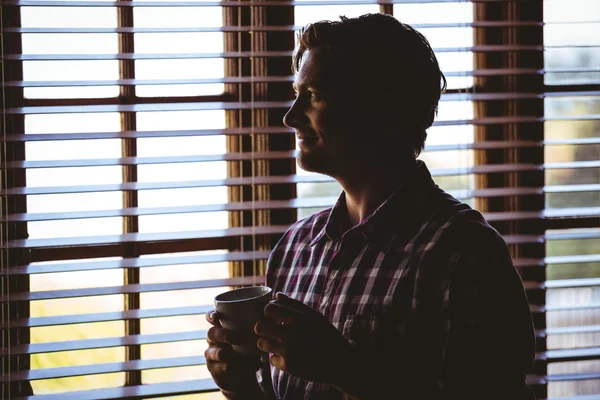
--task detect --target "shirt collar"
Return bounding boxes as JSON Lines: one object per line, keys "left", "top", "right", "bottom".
{"left": 309, "top": 160, "right": 437, "bottom": 250}
{"left": 309, "top": 192, "right": 351, "bottom": 246}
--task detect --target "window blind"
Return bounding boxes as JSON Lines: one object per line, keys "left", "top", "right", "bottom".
{"left": 540, "top": 0, "right": 600, "bottom": 398}
{"left": 1, "top": 0, "right": 599, "bottom": 399}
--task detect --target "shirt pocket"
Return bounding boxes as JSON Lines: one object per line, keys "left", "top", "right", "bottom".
{"left": 342, "top": 314, "right": 383, "bottom": 349}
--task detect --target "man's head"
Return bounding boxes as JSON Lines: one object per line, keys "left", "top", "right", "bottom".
{"left": 283, "top": 13, "right": 446, "bottom": 177}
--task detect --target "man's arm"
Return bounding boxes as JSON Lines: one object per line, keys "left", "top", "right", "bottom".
{"left": 439, "top": 231, "right": 537, "bottom": 399}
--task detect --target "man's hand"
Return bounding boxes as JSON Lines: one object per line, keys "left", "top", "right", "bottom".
{"left": 254, "top": 292, "right": 355, "bottom": 386}
{"left": 204, "top": 311, "right": 265, "bottom": 399}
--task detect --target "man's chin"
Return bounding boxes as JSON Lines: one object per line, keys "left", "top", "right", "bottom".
{"left": 296, "top": 152, "right": 329, "bottom": 175}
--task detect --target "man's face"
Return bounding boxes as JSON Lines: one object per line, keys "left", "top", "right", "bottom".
{"left": 283, "top": 47, "right": 367, "bottom": 177}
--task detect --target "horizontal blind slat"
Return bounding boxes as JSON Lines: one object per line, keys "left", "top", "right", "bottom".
{"left": 547, "top": 325, "right": 600, "bottom": 336}
{"left": 5, "top": 250, "right": 272, "bottom": 275}
{"left": 2, "top": 305, "right": 213, "bottom": 329}
{"left": 546, "top": 396, "right": 600, "bottom": 400}
{"left": 545, "top": 302, "right": 600, "bottom": 312}
{"left": 545, "top": 137, "right": 600, "bottom": 146}
{"left": 4, "top": 151, "right": 299, "bottom": 168}
{"left": 2, "top": 276, "right": 263, "bottom": 302}
{"left": 6, "top": 330, "right": 206, "bottom": 355}
{"left": 541, "top": 347, "right": 600, "bottom": 363}
{"left": 548, "top": 372, "right": 600, "bottom": 382}
{"left": 513, "top": 258, "right": 545, "bottom": 268}
{"left": 8, "top": 76, "right": 296, "bottom": 87}
{"left": 546, "top": 184, "right": 600, "bottom": 193}
{"left": 545, "top": 161, "right": 600, "bottom": 169}
{"left": 528, "top": 373, "right": 600, "bottom": 385}
{"left": 3, "top": 197, "right": 339, "bottom": 222}
{"left": 2, "top": 225, "right": 291, "bottom": 250}
{"left": 0, "top": 174, "right": 334, "bottom": 196}
{"left": 6, "top": 127, "right": 294, "bottom": 141}
{"left": 9, "top": 45, "right": 574, "bottom": 61}
{"left": 546, "top": 277, "right": 600, "bottom": 289}
{"left": 1, "top": 0, "right": 554, "bottom": 8}
{"left": 544, "top": 207, "right": 600, "bottom": 219}
{"left": 3, "top": 355, "right": 207, "bottom": 382}
{"left": 546, "top": 230, "right": 600, "bottom": 241}
{"left": 546, "top": 254, "right": 600, "bottom": 265}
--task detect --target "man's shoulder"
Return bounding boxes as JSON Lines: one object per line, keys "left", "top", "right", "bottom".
{"left": 425, "top": 187, "right": 507, "bottom": 252}
{"left": 408, "top": 189, "right": 513, "bottom": 281}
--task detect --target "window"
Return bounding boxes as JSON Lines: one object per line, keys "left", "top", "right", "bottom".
{"left": 543, "top": 0, "right": 600, "bottom": 397}
{"left": 2, "top": 1, "right": 599, "bottom": 399}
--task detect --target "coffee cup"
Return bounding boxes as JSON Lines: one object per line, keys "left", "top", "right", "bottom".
{"left": 214, "top": 285, "right": 273, "bottom": 355}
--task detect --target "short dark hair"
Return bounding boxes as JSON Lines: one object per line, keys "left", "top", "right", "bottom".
{"left": 292, "top": 13, "right": 447, "bottom": 157}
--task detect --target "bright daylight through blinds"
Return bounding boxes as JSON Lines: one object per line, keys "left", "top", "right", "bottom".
{"left": 1, "top": 0, "right": 599, "bottom": 399}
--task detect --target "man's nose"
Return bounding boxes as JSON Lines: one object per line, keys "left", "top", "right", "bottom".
{"left": 283, "top": 100, "right": 304, "bottom": 128}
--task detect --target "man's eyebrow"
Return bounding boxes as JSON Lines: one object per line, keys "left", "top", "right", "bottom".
{"left": 292, "top": 82, "right": 322, "bottom": 91}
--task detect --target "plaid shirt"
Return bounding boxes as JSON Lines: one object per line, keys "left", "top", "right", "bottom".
{"left": 259, "top": 161, "right": 536, "bottom": 400}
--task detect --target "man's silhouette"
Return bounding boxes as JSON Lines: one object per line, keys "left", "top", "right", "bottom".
{"left": 205, "top": 13, "right": 536, "bottom": 400}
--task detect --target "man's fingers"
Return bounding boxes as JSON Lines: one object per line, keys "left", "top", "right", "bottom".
{"left": 255, "top": 319, "right": 289, "bottom": 343}
{"left": 257, "top": 337, "right": 287, "bottom": 356}
{"left": 275, "top": 292, "right": 322, "bottom": 318}
{"left": 207, "top": 326, "right": 227, "bottom": 344}
{"left": 206, "top": 359, "right": 227, "bottom": 375}
{"left": 205, "top": 346, "right": 262, "bottom": 369}
{"left": 207, "top": 359, "right": 259, "bottom": 375}
{"left": 207, "top": 326, "right": 242, "bottom": 345}
{"left": 205, "top": 344, "right": 235, "bottom": 363}
{"left": 269, "top": 354, "right": 286, "bottom": 371}
{"left": 205, "top": 310, "right": 222, "bottom": 327}
{"left": 263, "top": 302, "right": 300, "bottom": 325}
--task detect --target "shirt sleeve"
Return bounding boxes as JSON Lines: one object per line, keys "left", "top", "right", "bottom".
{"left": 439, "top": 229, "right": 537, "bottom": 400}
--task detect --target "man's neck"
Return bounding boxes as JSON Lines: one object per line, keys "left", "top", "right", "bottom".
{"left": 336, "top": 158, "right": 417, "bottom": 227}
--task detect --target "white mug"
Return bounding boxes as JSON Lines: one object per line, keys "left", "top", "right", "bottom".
{"left": 214, "top": 286, "right": 273, "bottom": 355}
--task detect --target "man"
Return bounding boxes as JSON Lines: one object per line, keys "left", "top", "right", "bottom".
{"left": 205, "top": 14, "right": 536, "bottom": 399}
